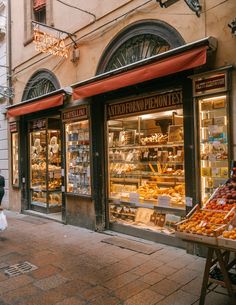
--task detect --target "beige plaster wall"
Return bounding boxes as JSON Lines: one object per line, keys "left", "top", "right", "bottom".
{"left": 11, "top": 0, "right": 209, "bottom": 102}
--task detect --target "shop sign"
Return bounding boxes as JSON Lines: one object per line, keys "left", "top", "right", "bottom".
{"left": 194, "top": 73, "right": 227, "bottom": 96}
{"left": 9, "top": 122, "right": 18, "bottom": 133}
{"left": 62, "top": 106, "right": 88, "bottom": 121}
{"left": 30, "top": 119, "right": 46, "bottom": 131}
{"left": 33, "top": 29, "right": 69, "bottom": 59}
{"left": 107, "top": 89, "right": 183, "bottom": 119}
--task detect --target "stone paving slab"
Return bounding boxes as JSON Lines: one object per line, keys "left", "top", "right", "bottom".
{"left": 101, "top": 236, "right": 162, "bottom": 254}
{"left": 0, "top": 210, "right": 233, "bottom": 305}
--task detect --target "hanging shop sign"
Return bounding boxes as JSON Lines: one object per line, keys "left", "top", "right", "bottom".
{"left": 62, "top": 106, "right": 88, "bottom": 121}
{"left": 193, "top": 73, "right": 227, "bottom": 96}
{"left": 9, "top": 121, "right": 18, "bottom": 133}
{"left": 107, "top": 89, "right": 183, "bottom": 119}
{"left": 33, "top": 29, "right": 69, "bottom": 58}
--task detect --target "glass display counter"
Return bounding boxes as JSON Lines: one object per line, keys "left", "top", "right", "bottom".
{"left": 65, "top": 120, "right": 91, "bottom": 195}
{"left": 107, "top": 110, "right": 186, "bottom": 234}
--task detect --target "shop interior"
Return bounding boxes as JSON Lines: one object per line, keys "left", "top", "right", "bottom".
{"left": 107, "top": 108, "right": 185, "bottom": 235}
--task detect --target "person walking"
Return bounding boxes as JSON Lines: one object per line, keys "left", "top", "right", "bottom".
{"left": 0, "top": 171, "right": 5, "bottom": 206}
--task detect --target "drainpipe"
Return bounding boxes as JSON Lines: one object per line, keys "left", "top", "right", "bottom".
{"left": 7, "top": 0, "right": 12, "bottom": 105}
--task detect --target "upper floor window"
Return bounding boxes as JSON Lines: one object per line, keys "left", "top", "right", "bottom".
{"left": 97, "top": 20, "right": 185, "bottom": 74}
{"left": 24, "top": 0, "right": 53, "bottom": 44}
{"left": 33, "top": 0, "right": 46, "bottom": 24}
{"left": 22, "top": 70, "right": 60, "bottom": 101}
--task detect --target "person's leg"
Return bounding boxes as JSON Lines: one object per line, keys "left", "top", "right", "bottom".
{"left": 0, "top": 190, "right": 4, "bottom": 205}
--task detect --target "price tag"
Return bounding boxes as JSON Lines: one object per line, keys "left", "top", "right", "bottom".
{"left": 185, "top": 197, "right": 193, "bottom": 207}
{"left": 54, "top": 171, "right": 61, "bottom": 179}
{"left": 165, "top": 214, "right": 181, "bottom": 224}
{"left": 129, "top": 192, "right": 140, "bottom": 203}
{"left": 217, "top": 198, "right": 226, "bottom": 205}
{"left": 208, "top": 154, "right": 216, "bottom": 161}
{"left": 61, "top": 168, "right": 65, "bottom": 177}
{"left": 158, "top": 196, "right": 170, "bottom": 207}
{"left": 113, "top": 198, "right": 120, "bottom": 204}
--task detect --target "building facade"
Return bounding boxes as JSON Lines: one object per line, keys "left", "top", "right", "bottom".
{"left": 7, "top": 0, "right": 236, "bottom": 245}
{"left": 0, "top": 0, "right": 9, "bottom": 208}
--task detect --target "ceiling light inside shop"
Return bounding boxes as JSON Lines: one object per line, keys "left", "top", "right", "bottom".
{"left": 201, "top": 95, "right": 226, "bottom": 102}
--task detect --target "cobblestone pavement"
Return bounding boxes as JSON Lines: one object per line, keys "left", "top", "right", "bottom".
{"left": 0, "top": 211, "right": 232, "bottom": 305}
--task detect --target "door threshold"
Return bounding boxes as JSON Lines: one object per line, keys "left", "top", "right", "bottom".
{"left": 23, "top": 210, "right": 64, "bottom": 224}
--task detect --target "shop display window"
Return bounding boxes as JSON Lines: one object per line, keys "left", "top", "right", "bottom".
{"left": 108, "top": 109, "right": 185, "bottom": 234}
{"left": 29, "top": 119, "right": 62, "bottom": 212}
{"left": 12, "top": 132, "right": 19, "bottom": 186}
{"left": 65, "top": 120, "right": 91, "bottom": 195}
{"left": 198, "top": 95, "right": 229, "bottom": 203}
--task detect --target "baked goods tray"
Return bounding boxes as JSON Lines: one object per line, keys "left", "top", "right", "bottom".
{"left": 175, "top": 230, "right": 218, "bottom": 245}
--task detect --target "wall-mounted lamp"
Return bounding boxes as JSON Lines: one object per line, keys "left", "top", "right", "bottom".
{"left": 228, "top": 19, "right": 236, "bottom": 35}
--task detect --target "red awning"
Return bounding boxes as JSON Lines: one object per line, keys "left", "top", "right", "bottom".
{"left": 73, "top": 46, "right": 207, "bottom": 100}
{"left": 7, "top": 93, "right": 64, "bottom": 118}
{"left": 33, "top": 0, "right": 46, "bottom": 11}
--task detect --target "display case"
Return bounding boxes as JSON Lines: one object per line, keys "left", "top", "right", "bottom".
{"left": 11, "top": 131, "right": 19, "bottom": 186}
{"left": 108, "top": 110, "right": 186, "bottom": 233}
{"left": 29, "top": 119, "right": 62, "bottom": 213}
{"left": 197, "top": 95, "right": 229, "bottom": 203}
{"left": 65, "top": 120, "right": 91, "bottom": 195}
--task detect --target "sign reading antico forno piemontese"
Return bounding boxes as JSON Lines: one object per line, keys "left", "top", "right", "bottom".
{"left": 107, "top": 89, "right": 183, "bottom": 119}
{"left": 62, "top": 106, "right": 88, "bottom": 121}
{"left": 194, "top": 73, "right": 227, "bottom": 96}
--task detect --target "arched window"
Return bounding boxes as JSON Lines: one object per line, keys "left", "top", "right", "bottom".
{"left": 22, "top": 70, "right": 60, "bottom": 101}
{"left": 97, "top": 20, "right": 185, "bottom": 74}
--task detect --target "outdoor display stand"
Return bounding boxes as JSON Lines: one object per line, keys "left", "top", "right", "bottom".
{"left": 198, "top": 243, "right": 236, "bottom": 305}
{"left": 175, "top": 180, "right": 236, "bottom": 305}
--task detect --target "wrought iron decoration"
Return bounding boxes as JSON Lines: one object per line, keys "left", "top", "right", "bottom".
{"left": 157, "top": 0, "right": 202, "bottom": 17}
{"left": 184, "top": 0, "right": 201, "bottom": 17}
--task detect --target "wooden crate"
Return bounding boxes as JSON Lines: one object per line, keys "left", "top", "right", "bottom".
{"left": 217, "top": 236, "right": 236, "bottom": 250}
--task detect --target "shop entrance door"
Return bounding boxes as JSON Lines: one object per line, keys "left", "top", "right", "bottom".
{"left": 29, "top": 117, "right": 63, "bottom": 218}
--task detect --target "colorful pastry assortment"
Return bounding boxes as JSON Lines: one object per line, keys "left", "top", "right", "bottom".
{"left": 136, "top": 183, "right": 185, "bottom": 204}
{"left": 140, "top": 133, "right": 168, "bottom": 145}
{"left": 177, "top": 209, "right": 235, "bottom": 237}
{"left": 222, "top": 227, "right": 236, "bottom": 240}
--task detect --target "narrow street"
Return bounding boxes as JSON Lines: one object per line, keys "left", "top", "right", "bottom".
{"left": 0, "top": 211, "right": 230, "bottom": 305}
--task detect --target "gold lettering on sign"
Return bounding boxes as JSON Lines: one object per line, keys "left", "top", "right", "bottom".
{"left": 33, "top": 29, "right": 69, "bottom": 59}
{"left": 107, "top": 90, "right": 183, "bottom": 118}
{"left": 62, "top": 107, "right": 87, "bottom": 121}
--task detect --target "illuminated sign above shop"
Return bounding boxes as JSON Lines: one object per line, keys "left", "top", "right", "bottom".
{"left": 33, "top": 29, "right": 69, "bottom": 58}
{"left": 193, "top": 73, "right": 227, "bottom": 96}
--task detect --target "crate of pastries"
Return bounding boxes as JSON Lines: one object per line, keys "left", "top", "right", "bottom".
{"left": 175, "top": 205, "right": 235, "bottom": 245}
{"left": 204, "top": 181, "right": 236, "bottom": 212}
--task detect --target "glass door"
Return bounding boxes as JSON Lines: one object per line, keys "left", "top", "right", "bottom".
{"left": 197, "top": 95, "right": 229, "bottom": 204}
{"left": 29, "top": 119, "right": 62, "bottom": 213}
